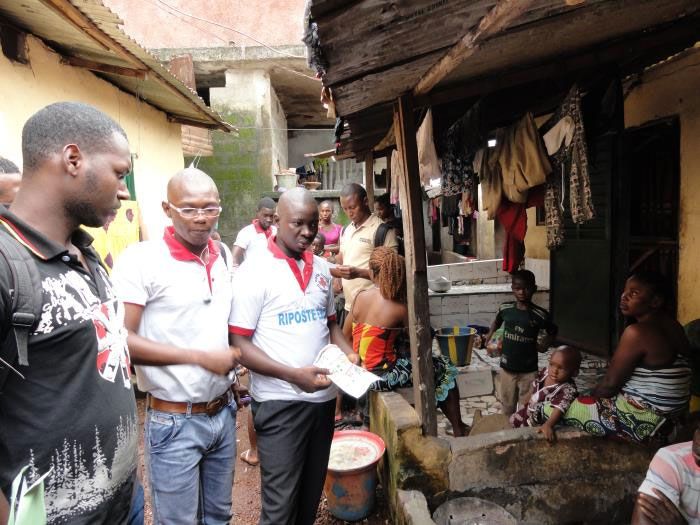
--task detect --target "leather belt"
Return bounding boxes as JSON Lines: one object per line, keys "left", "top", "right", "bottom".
{"left": 149, "top": 390, "right": 231, "bottom": 416}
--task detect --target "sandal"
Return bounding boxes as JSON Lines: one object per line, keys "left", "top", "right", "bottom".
{"left": 239, "top": 449, "right": 259, "bottom": 466}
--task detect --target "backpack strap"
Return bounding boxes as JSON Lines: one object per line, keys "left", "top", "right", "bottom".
{"left": 0, "top": 229, "right": 42, "bottom": 376}
{"left": 374, "top": 222, "right": 391, "bottom": 248}
{"left": 217, "top": 240, "right": 228, "bottom": 267}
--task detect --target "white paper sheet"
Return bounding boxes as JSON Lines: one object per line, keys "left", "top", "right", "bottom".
{"left": 314, "top": 344, "right": 380, "bottom": 398}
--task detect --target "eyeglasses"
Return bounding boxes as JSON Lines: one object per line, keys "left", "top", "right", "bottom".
{"left": 168, "top": 203, "right": 222, "bottom": 219}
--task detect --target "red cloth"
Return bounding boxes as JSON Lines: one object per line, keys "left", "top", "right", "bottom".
{"left": 496, "top": 185, "right": 545, "bottom": 272}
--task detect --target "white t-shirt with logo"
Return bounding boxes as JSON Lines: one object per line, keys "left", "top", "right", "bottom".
{"left": 233, "top": 222, "right": 277, "bottom": 259}
{"left": 229, "top": 239, "right": 337, "bottom": 403}
{"left": 113, "top": 234, "right": 234, "bottom": 402}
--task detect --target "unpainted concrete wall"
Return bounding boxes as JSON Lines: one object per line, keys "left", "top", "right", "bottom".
{"left": 624, "top": 48, "right": 700, "bottom": 324}
{"left": 194, "top": 69, "right": 285, "bottom": 245}
{"left": 288, "top": 130, "right": 334, "bottom": 168}
{"left": 371, "top": 391, "right": 653, "bottom": 525}
{"left": 0, "top": 35, "right": 184, "bottom": 238}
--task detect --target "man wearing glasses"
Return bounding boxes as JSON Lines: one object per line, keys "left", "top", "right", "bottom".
{"left": 112, "top": 168, "right": 240, "bottom": 524}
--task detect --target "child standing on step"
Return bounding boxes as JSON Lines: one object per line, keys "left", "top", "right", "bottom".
{"left": 485, "top": 270, "right": 558, "bottom": 417}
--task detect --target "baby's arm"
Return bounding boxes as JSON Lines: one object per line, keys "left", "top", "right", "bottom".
{"left": 537, "top": 407, "right": 564, "bottom": 443}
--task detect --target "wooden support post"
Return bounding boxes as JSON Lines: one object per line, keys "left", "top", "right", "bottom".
{"left": 364, "top": 152, "right": 375, "bottom": 208}
{"left": 394, "top": 94, "right": 437, "bottom": 436}
{"left": 386, "top": 149, "right": 392, "bottom": 198}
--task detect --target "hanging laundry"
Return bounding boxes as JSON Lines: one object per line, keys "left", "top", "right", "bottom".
{"left": 475, "top": 139, "right": 503, "bottom": 220}
{"left": 320, "top": 86, "right": 336, "bottom": 119}
{"left": 302, "top": 0, "right": 328, "bottom": 77}
{"left": 440, "top": 101, "right": 485, "bottom": 197}
{"left": 541, "top": 85, "right": 595, "bottom": 249}
{"left": 390, "top": 149, "right": 404, "bottom": 206}
{"left": 542, "top": 116, "right": 574, "bottom": 249}
{"left": 416, "top": 108, "right": 441, "bottom": 186}
{"left": 498, "top": 112, "right": 552, "bottom": 204}
{"left": 496, "top": 186, "right": 545, "bottom": 273}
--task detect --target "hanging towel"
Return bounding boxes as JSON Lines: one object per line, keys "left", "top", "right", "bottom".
{"left": 416, "top": 108, "right": 441, "bottom": 185}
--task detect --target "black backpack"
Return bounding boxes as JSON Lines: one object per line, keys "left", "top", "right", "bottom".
{"left": 0, "top": 227, "right": 43, "bottom": 387}
{"left": 374, "top": 222, "right": 405, "bottom": 256}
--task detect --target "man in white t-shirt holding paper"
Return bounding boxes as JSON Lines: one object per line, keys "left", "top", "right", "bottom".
{"left": 231, "top": 196, "right": 277, "bottom": 267}
{"left": 230, "top": 187, "right": 358, "bottom": 525}
{"left": 113, "top": 168, "right": 239, "bottom": 524}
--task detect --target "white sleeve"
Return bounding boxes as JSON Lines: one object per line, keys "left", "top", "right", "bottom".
{"left": 228, "top": 263, "right": 264, "bottom": 335}
{"left": 317, "top": 258, "right": 335, "bottom": 319}
{"left": 233, "top": 225, "right": 252, "bottom": 250}
{"left": 111, "top": 244, "right": 149, "bottom": 306}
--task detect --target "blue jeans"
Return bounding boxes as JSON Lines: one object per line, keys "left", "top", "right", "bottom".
{"left": 145, "top": 400, "right": 237, "bottom": 525}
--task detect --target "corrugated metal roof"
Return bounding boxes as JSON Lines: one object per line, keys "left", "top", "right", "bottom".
{"left": 0, "top": 0, "right": 232, "bottom": 131}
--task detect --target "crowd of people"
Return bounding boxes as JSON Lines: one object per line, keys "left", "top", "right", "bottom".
{"left": 0, "top": 102, "right": 697, "bottom": 525}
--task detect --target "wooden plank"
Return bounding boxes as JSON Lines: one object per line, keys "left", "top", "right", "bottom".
{"left": 394, "top": 94, "right": 436, "bottom": 437}
{"left": 364, "top": 152, "right": 374, "bottom": 208}
{"left": 317, "top": 0, "right": 494, "bottom": 86}
{"left": 413, "top": 0, "right": 536, "bottom": 96}
{"left": 416, "top": 9, "right": 700, "bottom": 109}
{"left": 61, "top": 56, "right": 147, "bottom": 78}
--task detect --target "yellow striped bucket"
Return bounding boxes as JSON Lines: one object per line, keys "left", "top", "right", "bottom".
{"left": 436, "top": 326, "right": 476, "bottom": 366}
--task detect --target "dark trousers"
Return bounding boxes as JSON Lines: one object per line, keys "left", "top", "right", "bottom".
{"left": 252, "top": 398, "right": 335, "bottom": 525}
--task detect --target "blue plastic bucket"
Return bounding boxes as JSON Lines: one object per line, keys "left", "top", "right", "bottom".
{"left": 436, "top": 327, "right": 476, "bottom": 366}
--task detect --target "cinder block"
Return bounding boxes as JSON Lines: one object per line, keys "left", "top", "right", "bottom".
{"left": 449, "top": 263, "right": 474, "bottom": 282}
{"left": 456, "top": 369, "right": 494, "bottom": 398}
{"left": 473, "top": 260, "right": 499, "bottom": 279}
{"left": 469, "top": 294, "right": 496, "bottom": 313}
{"left": 428, "top": 296, "right": 442, "bottom": 314}
{"left": 427, "top": 265, "right": 450, "bottom": 281}
{"left": 430, "top": 315, "right": 443, "bottom": 328}
{"left": 441, "top": 314, "right": 468, "bottom": 328}
{"left": 441, "top": 295, "right": 468, "bottom": 315}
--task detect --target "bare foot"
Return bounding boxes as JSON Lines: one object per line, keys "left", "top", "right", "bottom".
{"left": 239, "top": 448, "right": 259, "bottom": 466}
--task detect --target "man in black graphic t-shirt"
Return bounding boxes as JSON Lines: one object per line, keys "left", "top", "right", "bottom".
{"left": 0, "top": 103, "right": 137, "bottom": 524}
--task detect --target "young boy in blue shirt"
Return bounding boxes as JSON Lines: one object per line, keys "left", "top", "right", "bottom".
{"left": 485, "top": 270, "right": 558, "bottom": 416}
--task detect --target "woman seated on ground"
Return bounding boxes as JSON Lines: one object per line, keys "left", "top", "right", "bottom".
{"left": 543, "top": 271, "right": 691, "bottom": 444}
{"left": 344, "top": 247, "right": 470, "bottom": 436}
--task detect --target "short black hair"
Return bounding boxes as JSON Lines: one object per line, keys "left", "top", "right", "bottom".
{"left": 21, "top": 102, "right": 127, "bottom": 172}
{"left": 375, "top": 193, "right": 390, "bottom": 207}
{"left": 314, "top": 232, "right": 326, "bottom": 244}
{"left": 0, "top": 157, "right": 19, "bottom": 174}
{"left": 257, "top": 197, "right": 277, "bottom": 211}
{"left": 628, "top": 270, "right": 672, "bottom": 305}
{"left": 340, "top": 182, "right": 366, "bottom": 200}
{"left": 552, "top": 345, "right": 582, "bottom": 372}
{"left": 511, "top": 269, "right": 536, "bottom": 289}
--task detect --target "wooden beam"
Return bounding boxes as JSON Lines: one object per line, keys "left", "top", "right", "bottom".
{"left": 168, "top": 116, "right": 233, "bottom": 132}
{"left": 61, "top": 56, "right": 147, "bottom": 79}
{"left": 413, "top": 0, "right": 536, "bottom": 96}
{"left": 364, "top": 152, "right": 374, "bottom": 208}
{"left": 394, "top": 94, "right": 436, "bottom": 437}
{"left": 416, "top": 12, "right": 700, "bottom": 110}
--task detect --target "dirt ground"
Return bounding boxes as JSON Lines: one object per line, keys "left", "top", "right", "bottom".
{"left": 136, "top": 398, "right": 390, "bottom": 524}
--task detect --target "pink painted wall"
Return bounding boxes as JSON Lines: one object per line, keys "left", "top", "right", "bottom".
{"left": 104, "top": 0, "right": 306, "bottom": 48}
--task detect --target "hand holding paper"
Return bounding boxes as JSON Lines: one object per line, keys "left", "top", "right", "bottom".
{"left": 314, "top": 345, "right": 379, "bottom": 398}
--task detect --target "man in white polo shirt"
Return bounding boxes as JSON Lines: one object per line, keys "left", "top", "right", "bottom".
{"left": 112, "top": 168, "right": 239, "bottom": 524}
{"left": 230, "top": 188, "right": 357, "bottom": 525}
{"left": 334, "top": 183, "right": 398, "bottom": 329}
{"left": 231, "top": 196, "right": 277, "bottom": 267}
